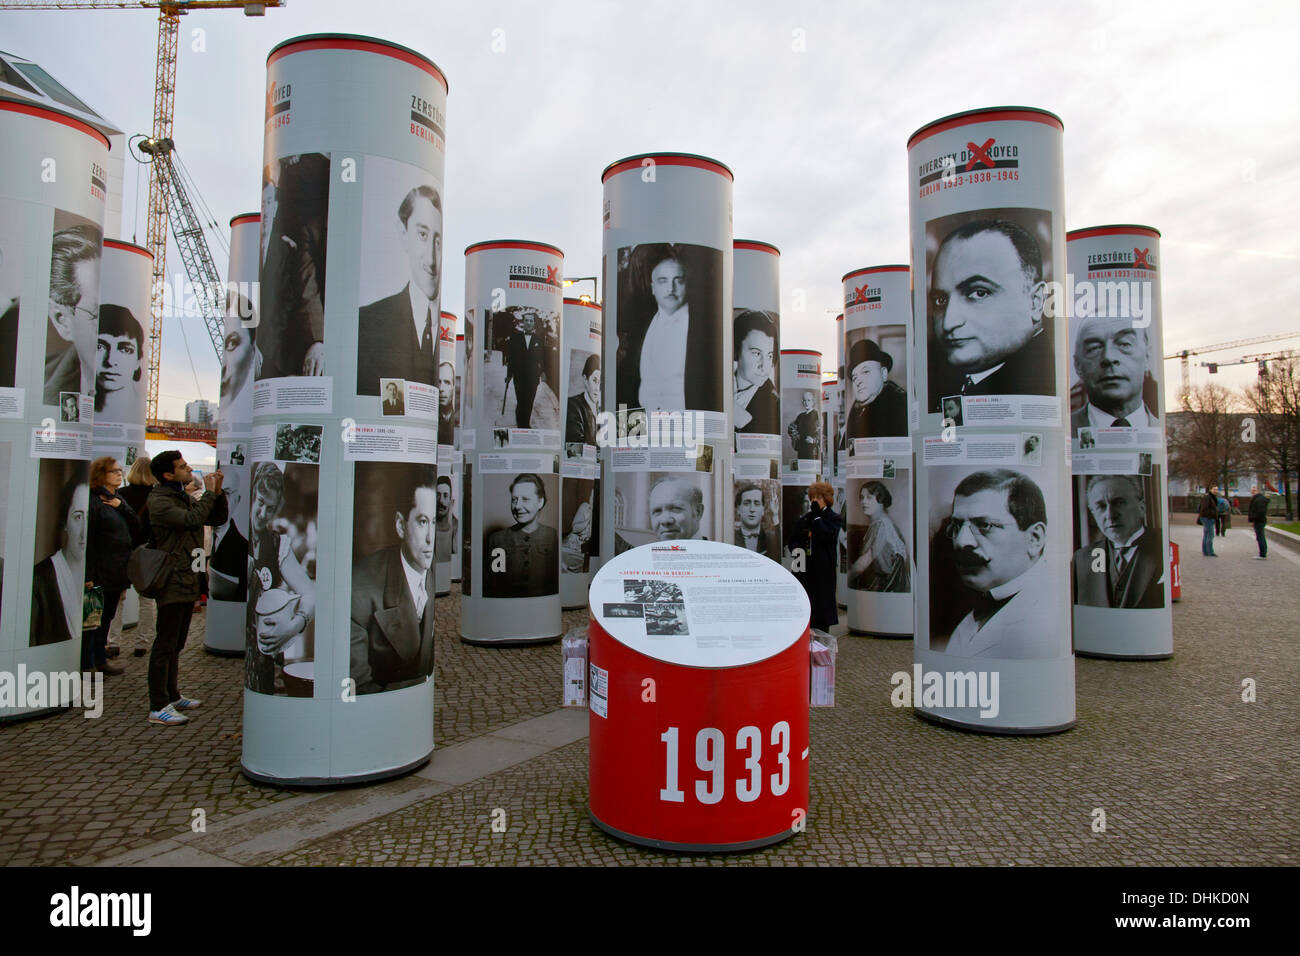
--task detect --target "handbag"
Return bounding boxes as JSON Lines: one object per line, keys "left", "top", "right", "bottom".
{"left": 82, "top": 584, "right": 104, "bottom": 631}
{"left": 127, "top": 544, "right": 180, "bottom": 599}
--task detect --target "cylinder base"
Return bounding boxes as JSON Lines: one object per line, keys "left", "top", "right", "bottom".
{"left": 202, "top": 644, "right": 244, "bottom": 658}
{"left": 590, "top": 811, "right": 797, "bottom": 854}
{"left": 241, "top": 747, "right": 432, "bottom": 788}
{"left": 459, "top": 634, "right": 561, "bottom": 647}
{"left": 915, "top": 708, "right": 1076, "bottom": 736}
{"left": 1076, "top": 650, "right": 1173, "bottom": 662}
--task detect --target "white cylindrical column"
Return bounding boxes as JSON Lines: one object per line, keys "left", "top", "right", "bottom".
{"left": 0, "top": 98, "right": 109, "bottom": 720}
{"left": 732, "top": 241, "right": 781, "bottom": 563}
{"left": 206, "top": 213, "right": 260, "bottom": 655}
{"left": 435, "top": 309, "right": 456, "bottom": 596}
{"left": 601, "top": 153, "right": 733, "bottom": 562}
{"left": 1067, "top": 225, "right": 1171, "bottom": 659}
{"left": 461, "top": 240, "right": 564, "bottom": 644}
{"left": 242, "top": 34, "right": 449, "bottom": 784}
{"left": 451, "top": 329, "right": 464, "bottom": 583}
{"left": 561, "top": 297, "right": 602, "bottom": 609}
{"left": 833, "top": 313, "right": 847, "bottom": 606}
{"left": 908, "top": 106, "right": 1074, "bottom": 734}
{"left": 842, "top": 265, "right": 914, "bottom": 638}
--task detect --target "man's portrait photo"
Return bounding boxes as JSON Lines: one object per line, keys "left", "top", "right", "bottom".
{"left": 615, "top": 242, "right": 724, "bottom": 417}
{"left": 381, "top": 378, "right": 405, "bottom": 416}
{"left": 565, "top": 351, "right": 600, "bottom": 449}
{"left": 733, "top": 309, "right": 779, "bottom": 435}
{"left": 1070, "top": 315, "right": 1159, "bottom": 435}
{"left": 350, "top": 462, "right": 438, "bottom": 695}
{"left": 614, "top": 471, "right": 713, "bottom": 554}
{"left": 1072, "top": 473, "right": 1164, "bottom": 610}
{"left": 438, "top": 359, "right": 456, "bottom": 445}
{"left": 784, "top": 389, "right": 821, "bottom": 464}
{"left": 1021, "top": 432, "right": 1043, "bottom": 466}
{"left": 929, "top": 467, "right": 1060, "bottom": 659}
{"left": 1079, "top": 427, "right": 1096, "bottom": 450}
{"left": 0, "top": 203, "right": 23, "bottom": 390}
{"left": 732, "top": 479, "right": 781, "bottom": 561}
{"left": 43, "top": 214, "right": 103, "bottom": 406}
{"left": 482, "top": 471, "right": 559, "bottom": 598}
{"left": 434, "top": 473, "right": 458, "bottom": 566}
{"left": 58, "top": 391, "right": 79, "bottom": 422}
{"left": 356, "top": 164, "right": 442, "bottom": 396}
{"left": 941, "top": 395, "right": 963, "bottom": 428}
{"left": 256, "top": 153, "right": 329, "bottom": 381}
{"left": 482, "top": 306, "right": 561, "bottom": 433}
{"left": 843, "top": 327, "right": 908, "bottom": 441}
{"left": 925, "top": 210, "right": 1056, "bottom": 411}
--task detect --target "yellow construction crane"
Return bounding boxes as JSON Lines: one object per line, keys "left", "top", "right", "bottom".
{"left": 5, "top": 1, "right": 286, "bottom": 425}
{"left": 1164, "top": 331, "right": 1300, "bottom": 401}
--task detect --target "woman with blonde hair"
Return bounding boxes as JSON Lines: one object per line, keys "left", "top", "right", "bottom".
{"left": 113, "top": 454, "right": 157, "bottom": 657}
{"left": 85, "top": 455, "right": 142, "bottom": 674}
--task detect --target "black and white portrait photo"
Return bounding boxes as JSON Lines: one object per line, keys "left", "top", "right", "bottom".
{"left": 461, "top": 461, "right": 473, "bottom": 596}
{"left": 0, "top": 444, "right": 8, "bottom": 632}
{"left": 438, "top": 357, "right": 456, "bottom": 445}
{"left": 356, "top": 161, "right": 442, "bottom": 397}
{"left": 435, "top": 473, "right": 458, "bottom": 566}
{"left": 561, "top": 477, "right": 598, "bottom": 574}
{"left": 220, "top": 290, "right": 257, "bottom": 416}
{"left": 350, "top": 462, "right": 438, "bottom": 695}
{"left": 208, "top": 465, "right": 249, "bottom": 603}
{"left": 928, "top": 467, "right": 1060, "bottom": 659}
{"left": 94, "top": 304, "right": 146, "bottom": 424}
{"left": 274, "top": 423, "right": 323, "bottom": 464}
{"left": 733, "top": 309, "right": 779, "bottom": 435}
{"left": 732, "top": 478, "right": 781, "bottom": 561}
{"left": 482, "top": 306, "right": 561, "bottom": 432}
{"left": 462, "top": 310, "right": 475, "bottom": 417}
{"left": 925, "top": 209, "right": 1056, "bottom": 411}
{"left": 1021, "top": 432, "right": 1043, "bottom": 466}
{"left": 783, "top": 388, "right": 821, "bottom": 464}
{"left": 615, "top": 242, "right": 724, "bottom": 415}
{"left": 246, "top": 461, "right": 318, "bottom": 695}
{"left": 482, "top": 471, "right": 559, "bottom": 598}
{"left": 1079, "top": 427, "right": 1096, "bottom": 450}
{"left": 565, "top": 350, "right": 601, "bottom": 449}
{"left": 941, "top": 395, "right": 963, "bottom": 428}
{"left": 1071, "top": 472, "right": 1164, "bottom": 610}
{"left": 257, "top": 152, "right": 330, "bottom": 381}
{"left": 614, "top": 471, "right": 714, "bottom": 554}
{"left": 58, "top": 391, "right": 79, "bottom": 422}
{"left": 29, "top": 458, "right": 89, "bottom": 647}
{"left": 1070, "top": 314, "right": 1160, "bottom": 436}
{"left": 381, "top": 378, "right": 406, "bottom": 416}
{"left": 843, "top": 326, "right": 908, "bottom": 442}
{"left": 43, "top": 211, "right": 102, "bottom": 406}
{"left": 847, "top": 478, "right": 911, "bottom": 593}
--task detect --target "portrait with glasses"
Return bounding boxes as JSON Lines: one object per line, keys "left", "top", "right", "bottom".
{"left": 44, "top": 215, "right": 103, "bottom": 406}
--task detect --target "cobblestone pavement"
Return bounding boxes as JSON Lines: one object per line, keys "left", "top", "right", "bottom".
{"left": 3, "top": 516, "right": 1298, "bottom": 866}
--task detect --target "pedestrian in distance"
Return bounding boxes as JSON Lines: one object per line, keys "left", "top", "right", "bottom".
{"left": 1247, "top": 485, "right": 1269, "bottom": 559}
{"left": 1198, "top": 486, "right": 1219, "bottom": 557}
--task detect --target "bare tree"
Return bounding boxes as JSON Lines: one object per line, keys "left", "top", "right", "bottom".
{"left": 1242, "top": 352, "right": 1300, "bottom": 519}
{"left": 1167, "top": 383, "right": 1250, "bottom": 494}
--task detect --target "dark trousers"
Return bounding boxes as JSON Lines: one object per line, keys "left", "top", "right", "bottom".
{"left": 149, "top": 601, "right": 194, "bottom": 711}
{"left": 1254, "top": 521, "right": 1268, "bottom": 557}
{"left": 81, "top": 587, "right": 124, "bottom": 670}
{"left": 514, "top": 376, "right": 538, "bottom": 428}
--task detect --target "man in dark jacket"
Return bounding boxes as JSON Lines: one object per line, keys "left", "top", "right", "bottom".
{"left": 505, "top": 311, "right": 544, "bottom": 429}
{"left": 787, "top": 480, "right": 841, "bottom": 632}
{"left": 144, "top": 450, "right": 227, "bottom": 726}
{"left": 1248, "top": 485, "right": 1269, "bottom": 558}
{"left": 1198, "top": 486, "right": 1219, "bottom": 557}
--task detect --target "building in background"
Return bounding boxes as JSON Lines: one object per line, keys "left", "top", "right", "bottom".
{"left": 185, "top": 399, "right": 217, "bottom": 424}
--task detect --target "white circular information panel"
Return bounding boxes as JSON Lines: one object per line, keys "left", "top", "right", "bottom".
{"left": 590, "top": 540, "right": 809, "bottom": 669}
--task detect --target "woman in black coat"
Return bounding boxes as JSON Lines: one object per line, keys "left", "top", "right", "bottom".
{"left": 85, "top": 456, "right": 143, "bottom": 674}
{"left": 787, "top": 480, "right": 842, "bottom": 632}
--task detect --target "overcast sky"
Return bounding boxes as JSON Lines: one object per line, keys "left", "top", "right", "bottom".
{"left": 5, "top": 0, "right": 1298, "bottom": 420}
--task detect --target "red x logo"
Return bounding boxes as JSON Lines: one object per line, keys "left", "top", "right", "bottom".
{"left": 439, "top": 324, "right": 453, "bottom": 342}
{"left": 547, "top": 265, "right": 559, "bottom": 283}
{"left": 1133, "top": 247, "right": 1151, "bottom": 269}
{"left": 965, "top": 138, "right": 996, "bottom": 171}
{"left": 853, "top": 285, "right": 868, "bottom": 304}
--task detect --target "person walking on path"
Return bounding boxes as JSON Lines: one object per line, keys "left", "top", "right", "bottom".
{"left": 787, "top": 480, "right": 842, "bottom": 632}
{"left": 145, "top": 451, "right": 227, "bottom": 726}
{"left": 83, "top": 456, "right": 142, "bottom": 676}
{"left": 1248, "top": 486, "right": 1269, "bottom": 559}
{"left": 1215, "top": 490, "right": 1230, "bottom": 536}
{"left": 1198, "top": 486, "right": 1219, "bottom": 557}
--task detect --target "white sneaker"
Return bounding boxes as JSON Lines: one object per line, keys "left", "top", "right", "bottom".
{"left": 173, "top": 697, "right": 202, "bottom": 711}
{"left": 148, "top": 704, "right": 189, "bottom": 726}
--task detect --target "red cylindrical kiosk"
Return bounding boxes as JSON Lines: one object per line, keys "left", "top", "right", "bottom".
{"left": 1170, "top": 541, "right": 1181, "bottom": 602}
{"left": 588, "top": 540, "right": 810, "bottom": 851}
